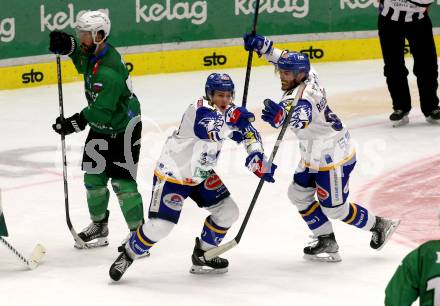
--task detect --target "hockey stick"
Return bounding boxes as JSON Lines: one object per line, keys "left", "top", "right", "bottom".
{"left": 55, "top": 54, "right": 86, "bottom": 248}
{"left": 241, "top": 0, "right": 261, "bottom": 108}
{"left": 0, "top": 237, "right": 46, "bottom": 270}
{"left": 205, "top": 82, "right": 307, "bottom": 260}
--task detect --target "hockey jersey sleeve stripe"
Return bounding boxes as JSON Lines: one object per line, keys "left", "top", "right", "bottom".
{"left": 303, "top": 150, "right": 356, "bottom": 171}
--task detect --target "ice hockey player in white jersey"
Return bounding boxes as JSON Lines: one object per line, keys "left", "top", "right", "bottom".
{"left": 243, "top": 33, "right": 400, "bottom": 262}
{"left": 109, "top": 73, "right": 277, "bottom": 280}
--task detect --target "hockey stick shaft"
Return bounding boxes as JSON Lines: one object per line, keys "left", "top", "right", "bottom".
{"left": 205, "top": 83, "right": 306, "bottom": 260}
{"left": 56, "top": 55, "right": 85, "bottom": 247}
{"left": 241, "top": 0, "right": 261, "bottom": 108}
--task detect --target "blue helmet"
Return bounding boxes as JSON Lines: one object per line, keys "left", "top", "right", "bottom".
{"left": 277, "top": 51, "right": 310, "bottom": 75}
{"left": 205, "top": 73, "right": 235, "bottom": 100}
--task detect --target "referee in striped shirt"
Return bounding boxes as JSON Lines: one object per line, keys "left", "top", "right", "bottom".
{"left": 378, "top": 0, "right": 439, "bottom": 126}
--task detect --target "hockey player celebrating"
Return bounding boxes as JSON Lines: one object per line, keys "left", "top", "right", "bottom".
{"left": 109, "top": 73, "right": 277, "bottom": 281}
{"left": 243, "top": 33, "right": 400, "bottom": 262}
{"left": 49, "top": 11, "right": 144, "bottom": 248}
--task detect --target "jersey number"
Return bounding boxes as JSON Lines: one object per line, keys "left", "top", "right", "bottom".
{"left": 324, "top": 106, "right": 343, "bottom": 131}
{"left": 427, "top": 277, "right": 440, "bottom": 306}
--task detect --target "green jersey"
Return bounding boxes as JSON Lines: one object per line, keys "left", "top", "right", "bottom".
{"left": 69, "top": 42, "right": 140, "bottom": 134}
{"left": 385, "top": 240, "right": 440, "bottom": 306}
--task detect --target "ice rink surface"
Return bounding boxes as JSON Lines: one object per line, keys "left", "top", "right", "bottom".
{"left": 0, "top": 58, "right": 439, "bottom": 306}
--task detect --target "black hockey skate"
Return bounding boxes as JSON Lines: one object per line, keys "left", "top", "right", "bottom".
{"left": 303, "top": 233, "right": 342, "bottom": 263}
{"left": 75, "top": 210, "right": 109, "bottom": 249}
{"left": 370, "top": 216, "right": 400, "bottom": 250}
{"left": 389, "top": 110, "right": 409, "bottom": 127}
{"left": 426, "top": 108, "right": 440, "bottom": 124}
{"left": 190, "top": 237, "right": 228, "bottom": 274}
{"left": 109, "top": 249, "right": 133, "bottom": 281}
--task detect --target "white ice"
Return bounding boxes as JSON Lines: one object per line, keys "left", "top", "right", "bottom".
{"left": 0, "top": 58, "right": 439, "bottom": 306}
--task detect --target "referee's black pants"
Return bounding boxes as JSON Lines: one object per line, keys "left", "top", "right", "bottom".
{"left": 378, "top": 14, "right": 439, "bottom": 117}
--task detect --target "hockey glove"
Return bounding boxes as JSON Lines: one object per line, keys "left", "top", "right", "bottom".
{"left": 261, "top": 99, "right": 286, "bottom": 128}
{"left": 52, "top": 112, "right": 87, "bottom": 135}
{"left": 229, "top": 131, "right": 244, "bottom": 144}
{"left": 225, "top": 105, "right": 255, "bottom": 130}
{"left": 245, "top": 151, "right": 277, "bottom": 183}
{"left": 243, "top": 33, "right": 273, "bottom": 57}
{"left": 49, "top": 31, "right": 76, "bottom": 55}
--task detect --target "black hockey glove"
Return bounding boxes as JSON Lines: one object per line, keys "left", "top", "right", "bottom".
{"left": 52, "top": 112, "right": 87, "bottom": 135}
{"left": 49, "top": 31, "right": 76, "bottom": 55}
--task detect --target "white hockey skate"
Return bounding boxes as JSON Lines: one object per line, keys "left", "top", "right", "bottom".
{"left": 370, "top": 217, "right": 400, "bottom": 250}
{"left": 303, "top": 233, "right": 342, "bottom": 263}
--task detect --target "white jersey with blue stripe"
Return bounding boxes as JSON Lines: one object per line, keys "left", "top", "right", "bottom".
{"left": 155, "top": 98, "right": 264, "bottom": 185}
{"left": 265, "top": 48, "right": 355, "bottom": 170}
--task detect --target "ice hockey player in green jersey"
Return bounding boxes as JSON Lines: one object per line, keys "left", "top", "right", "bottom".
{"left": 385, "top": 239, "right": 440, "bottom": 305}
{"left": 49, "top": 11, "right": 144, "bottom": 249}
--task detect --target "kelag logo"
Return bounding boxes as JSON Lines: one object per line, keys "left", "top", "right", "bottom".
{"left": 203, "top": 52, "right": 227, "bottom": 66}
{"left": 22, "top": 69, "right": 44, "bottom": 84}
{"left": 300, "top": 46, "right": 324, "bottom": 59}
{"left": 0, "top": 17, "right": 15, "bottom": 42}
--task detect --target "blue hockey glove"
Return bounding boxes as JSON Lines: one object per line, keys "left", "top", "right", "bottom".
{"left": 225, "top": 105, "right": 255, "bottom": 130}
{"left": 52, "top": 112, "right": 87, "bottom": 135}
{"left": 245, "top": 151, "right": 277, "bottom": 183}
{"left": 230, "top": 131, "right": 244, "bottom": 144}
{"left": 243, "top": 33, "right": 273, "bottom": 57}
{"left": 261, "top": 99, "right": 286, "bottom": 128}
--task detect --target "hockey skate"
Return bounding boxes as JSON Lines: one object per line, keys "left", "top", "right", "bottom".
{"left": 389, "top": 110, "right": 409, "bottom": 128}
{"left": 75, "top": 210, "right": 109, "bottom": 249}
{"left": 303, "top": 233, "right": 342, "bottom": 263}
{"left": 109, "top": 249, "right": 133, "bottom": 281}
{"left": 426, "top": 108, "right": 440, "bottom": 124}
{"left": 370, "top": 217, "right": 400, "bottom": 250}
{"left": 190, "top": 237, "right": 229, "bottom": 274}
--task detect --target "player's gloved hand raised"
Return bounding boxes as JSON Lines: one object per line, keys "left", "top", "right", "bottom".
{"left": 262, "top": 99, "right": 286, "bottom": 128}
{"left": 49, "top": 31, "right": 76, "bottom": 55}
{"left": 225, "top": 105, "right": 255, "bottom": 130}
{"left": 245, "top": 151, "right": 277, "bottom": 183}
{"left": 243, "top": 33, "right": 273, "bottom": 57}
{"left": 52, "top": 112, "right": 87, "bottom": 135}
{"left": 229, "top": 131, "right": 244, "bottom": 144}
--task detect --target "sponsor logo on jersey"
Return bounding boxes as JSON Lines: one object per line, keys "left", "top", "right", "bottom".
{"left": 40, "top": 4, "right": 109, "bottom": 32}
{"left": 136, "top": 0, "right": 208, "bottom": 25}
{"left": 92, "top": 83, "right": 103, "bottom": 93}
{"left": 163, "top": 193, "right": 184, "bottom": 211}
{"left": 204, "top": 174, "right": 223, "bottom": 190}
{"left": 316, "top": 184, "right": 329, "bottom": 201}
{"left": 0, "top": 17, "right": 15, "bottom": 43}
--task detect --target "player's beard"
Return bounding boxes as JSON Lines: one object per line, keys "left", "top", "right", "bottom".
{"left": 281, "top": 79, "right": 295, "bottom": 91}
{"left": 80, "top": 42, "right": 97, "bottom": 55}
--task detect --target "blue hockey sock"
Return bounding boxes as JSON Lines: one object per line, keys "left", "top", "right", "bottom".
{"left": 128, "top": 227, "right": 156, "bottom": 256}
{"left": 200, "top": 216, "right": 229, "bottom": 248}
{"left": 342, "top": 202, "right": 369, "bottom": 229}
{"left": 299, "top": 201, "right": 330, "bottom": 231}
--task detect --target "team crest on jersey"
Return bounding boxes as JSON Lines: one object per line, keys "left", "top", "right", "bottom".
{"left": 92, "top": 82, "right": 103, "bottom": 93}
{"left": 163, "top": 193, "right": 184, "bottom": 211}
{"left": 197, "top": 99, "right": 204, "bottom": 108}
{"left": 204, "top": 174, "right": 223, "bottom": 190}
{"left": 316, "top": 184, "right": 329, "bottom": 201}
